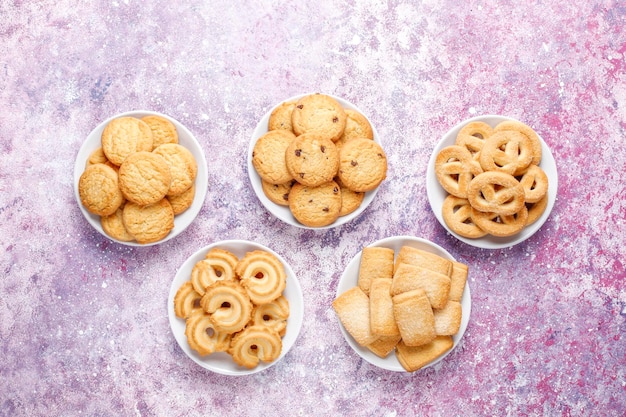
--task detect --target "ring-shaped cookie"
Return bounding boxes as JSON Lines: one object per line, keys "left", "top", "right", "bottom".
{"left": 184, "top": 309, "right": 232, "bottom": 356}
{"left": 236, "top": 250, "right": 287, "bottom": 305}
{"left": 441, "top": 195, "right": 487, "bottom": 239}
{"left": 201, "top": 281, "right": 252, "bottom": 334}
{"left": 467, "top": 171, "right": 525, "bottom": 216}
{"left": 191, "top": 248, "right": 239, "bottom": 295}
{"left": 478, "top": 131, "right": 534, "bottom": 176}
{"left": 455, "top": 121, "right": 494, "bottom": 158}
{"left": 518, "top": 164, "right": 549, "bottom": 203}
{"left": 435, "top": 145, "right": 483, "bottom": 198}
{"left": 251, "top": 295, "right": 290, "bottom": 336}
{"left": 228, "top": 325, "right": 283, "bottom": 369}
{"left": 471, "top": 205, "right": 529, "bottom": 237}
{"left": 173, "top": 281, "right": 202, "bottom": 319}
{"left": 494, "top": 120, "right": 542, "bottom": 165}
{"left": 526, "top": 193, "right": 549, "bottom": 225}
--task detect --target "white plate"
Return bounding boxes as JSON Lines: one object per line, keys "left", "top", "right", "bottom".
{"left": 247, "top": 93, "right": 382, "bottom": 229}
{"left": 335, "top": 236, "right": 471, "bottom": 372}
{"left": 168, "top": 240, "right": 304, "bottom": 375}
{"left": 73, "top": 110, "right": 208, "bottom": 246}
{"left": 426, "top": 115, "right": 558, "bottom": 249}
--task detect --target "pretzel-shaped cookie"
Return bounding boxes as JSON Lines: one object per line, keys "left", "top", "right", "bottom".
{"left": 494, "top": 120, "right": 542, "bottom": 165}
{"left": 441, "top": 195, "right": 487, "bottom": 238}
{"left": 455, "top": 121, "right": 494, "bottom": 158}
{"left": 435, "top": 145, "right": 483, "bottom": 198}
{"left": 478, "top": 131, "right": 534, "bottom": 176}
{"left": 471, "top": 205, "right": 529, "bottom": 237}
{"left": 518, "top": 164, "right": 548, "bottom": 203}
{"left": 467, "top": 171, "right": 525, "bottom": 216}
{"left": 526, "top": 193, "right": 548, "bottom": 225}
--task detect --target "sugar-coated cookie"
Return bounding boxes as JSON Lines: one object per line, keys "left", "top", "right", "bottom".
{"left": 285, "top": 132, "right": 339, "bottom": 187}
{"left": 141, "top": 115, "right": 179, "bottom": 148}
{"left": 122, "top": 199, "right": 174, "bottom": 244}
{"left": 101, "top": 116, "right": 153, "bottom": 166}
{"left": 288, "top": 181, "right": 342, "bottom": 227}
{"left": 291, "top": 93, "right": 347, "bottom": 142}
{"left": 153, "top": 143, "right": 197, "bottom": 196}
{"left": 78, "top": 163, "right": 125, "bottom": 216}
{"left": 118, "top": 151, "right": 172, "bottom": 206}
{"left": 252, "top": 129, "right": 296, "bottom": 185}
{"left": 337, "top": 137, "right": 387, "bottom": 192}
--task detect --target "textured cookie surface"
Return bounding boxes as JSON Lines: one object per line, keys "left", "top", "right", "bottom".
{"left": 291, "top": 94, "right": 347, "bottom": 142}
{"left": 261, "top": 179, "right": 294, "bottom": 206}
{"left": 268, "top": 101, "right": 296, "bottom": 132}
{"left": 122, "top": 199, "right": 175, "bottom": 244}
{"left": 100, "top": 204, "right": 135, "bottom": 242}
{"left": 118, "top": 151, "right": 172, "bottom": 206}
{"left": 288, "top": 181, "right": 342, "bottom": 227}
{"left": 153, "top": 143, "right": 197, "bottom": 196}
{"left": 167, "top": 184, "right": 195, "bottom": 215}
{"left": 285, "top": 132, "right": 339, "bottom": 187}
{"left": 141, "top": 115, "right": 179, "bottom": 148}
{"left": 101, "top": 117, "right": 154, "bottom": 165}
{"left": 252, "top": 129, "right": 296, "bottom": 185}
{"left": 336, "top": 108, "right": 374, "bottom": 151}
{"left": 78, "top": 163, "right": 125, "bottom": 216}
{"left": 337, "top": 138, "right": 387, "bottom": 192}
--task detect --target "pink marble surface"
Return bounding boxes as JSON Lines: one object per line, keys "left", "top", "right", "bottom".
{"left": 1, "top": 1, "right": 625, "bottom": 416}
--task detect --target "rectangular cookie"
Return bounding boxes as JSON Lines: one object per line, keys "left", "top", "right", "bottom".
{"left": 393, "top": 245, "right": 453, "bottom": 277}
{"left": 357, "top": 246, "right": 395, "bottom": 295}
{"left": 392, "top": 288, "right": 435, "bottom": 347}
{"left": 448, "top": 261, "right": 468, "bottom": 302}
{"left": 332, "top": 286, "right": 378, "bottom": 346}
{"left": 433, "top": 300, "right": 462, "bottom": 336}
{"left": 367, "top": 334, "right": 402, "bottom": 358}
{"left": 391, "top": 263, "right": 451, "bottom": 309}
{"left": 369, "top": 278, "right": 399, "bottom": 337}
{"left": 395, "top": 336, "right": 453, "bottom": 372}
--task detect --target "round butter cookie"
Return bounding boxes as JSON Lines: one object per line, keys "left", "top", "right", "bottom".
{"left": 185, "top": 309, "right": 232, "bottom": 356}
{"left": 122, "top": 199, "right": 174, "bottom": 244}
{"left": 78, "top": 163, "right": 124, "bottom": 216}
{"left": 141, "top": 115, "right": 179, "bottom": 148}
{"left": 251, "top": 295, "right": 290, "bottom": 336}
{"left": 101, "top": 116, "right": 153, "bottom": 166}
{"left": 337, "top": 137, "right": 387, "bottom": 193}
{"left": 201, "top": 280, "right": 253, "bottom": 334}
{"left": 335, "top": 176, "right": 364, "bottom": 216}
{"left": 335, "top": 108, "right": 374, "bottom": 151}
{"left": 228, "top": 325, "right": 283, "bottom": 369}
{"left": 285, "top": 132, "right": 339, "bottom": 187}
{"left": 291, "top": 93, "right": 347, "bottom": 142}
{"left": 118, "top": 151, "right": 172, "bottom": 206}
{"left": 252, "top": 129, "right": 296, "bottom": 185}
{"left": 261, "top": 179, "right": 295, "bottom": 206}
{"left": 288, "top": 181, "right": 342, "bottom": 227}
{"left": 153, "top": 143, "right": 198, "bottom": 196}
{"left": 167, "top": 184, "right": 195, "bottom": 215}
{"left": 100, "top": 204, "right": 135, "bottom": 242}
{"left": 236, "top": 250, "right": 287, "bottom": 305}
{"left": 191, "top": 248, "right": 239, "bottom": 296}
{"left": 268, "top": 101, "right": 296, "bottom": 132}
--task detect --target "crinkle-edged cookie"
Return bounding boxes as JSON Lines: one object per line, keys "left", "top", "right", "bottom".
{"left": 141, "top": 115, "right": 179, "bottom": 148}
{"left": 261, "top": 179, "right": 295, "bottom": 206}
{"left": 252, "top": 129, "right": 296, "bottom": 185}
{"left": 268, "top": 101, "right": 296, "bottom": 132}
{"left": 101, "top": 116, "right": 153, "bottom": 166}
{"left": 153, "top": 143, "right": 197, "bottom": 196}
{"left": 337, "top": 137, "right": 387, "bottom": 192}
{"left": 78, "top": 163, "right": 124, "bottom": 216}
{"left": 118, "top": 151, "right": 172, "bottom": 206}
{"left": 288, "top": 181, "right": 342, "bottom": 227}
{"left": 291, "top": 93, "right": 347, "bottom": 142}
{"left": 285, "top": 132, "right": 339, "bottom": 187}
{"left": 122, "top": 199, "right": 174, "bottom": 244}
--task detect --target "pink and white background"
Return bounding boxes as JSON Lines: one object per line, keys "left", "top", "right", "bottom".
{"left": 1, "top": 1, "right": 624, "bottom": 416}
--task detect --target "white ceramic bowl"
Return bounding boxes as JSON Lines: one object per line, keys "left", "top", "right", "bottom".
{"left": 168, "top": 240, "right": 304, "bottom": 375}
{"left": 335, "top": 236, "right": 471, "bottom": 372}
{"left": 426, "top": 115, "right": 558, "bottom": 249}
{"left": 73, "top": 111, "right": 208, "bottom": 246}
{"left": 247, "top": 93, "right": 382, "bottom": 229}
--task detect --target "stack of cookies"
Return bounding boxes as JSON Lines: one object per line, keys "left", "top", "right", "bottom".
{"left": 333, "top": 245, "right": 467, "bottom": 372}
{"left": 78, "top": 115, "right": 198, "bottom": 244}
{"left": 252, "top": 93, "right": 388, "bottom": 227}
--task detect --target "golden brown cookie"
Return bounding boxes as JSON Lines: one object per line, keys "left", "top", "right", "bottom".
{"left": 100, "top": 204, "right": 135, "bottom": 242}
{"left": 335, "top": 108, "right": 374, "bottom": 151}
{"left": 251, "top": 295, "right": 290, "bottom": 336}
{"left": 285, "top": 132, "right": 339, "bottom": 187}
{"left": 357, "top": 246, "right": 395, "bottom": 295}
{"left": 228, "top": 325, "right": 283, "bottom": 369}
{"left": 268, "top": 101, "right": 296, "bottom": 132}
{"left": 167, "top": 184, "right": 195, "bottom": 215}
{"left": 201, "top": 280, "right": 253, "bottom": 334}
{"left": 518, "top": 164, "right": 548, "bottom": 203}
{"left": 252, "top": 129, "right": 296, "bottom": 185}
{"left": 236, "top": 250, "right": 287, "bottom": 305}
{"left": 478, "top": 130, "right": 534, "bottom": 176}
{"left": 101, "top": 116, "right": 153, "bottom": 166}
{"left": 441, "top": 195, "right": 487, "bottom": 239}
{"left": 153, "top": 143, "right": 197, "bottom": 196}
{"left": 191, "top": 248, "right": 239, "bottom": 296}
{"left": 494, "top": 120, "right": 542, "bottom": 165}
{"left": 291, "top": 93, "right": 347, "bottom": 142}
{"left": 455, "top": 121, "right": 493, "bottom": 159}
{"left": 85, "top": 147, "right": 117, "bottom": 170}
{"left": 467, "top": 171, "right": 525, "bottom": 216}
{"left": 141, "top": 115, "right": 179, "bottom": 148}
{"left": 435, "top": 145, "right": 483, "bottom": 199}
{"left": 337, "top": 137, "right": 387, "bottom": 193}
{"left": 392, "top": 288, "right": 436, "bottom": 347}
{"left": 122, "top": 199, "right": 175, "bottom": 244}
{"left": 288, "top": 181, "right": 342, "bottom": 227}
{"left": 118, "top": 151, "right": 172, "bottom": 206}
{"left": 78, "top": 163, "right": 125, "bottom": 216}
{"left": 173, "top": 281, "right": 202, "bottom": 319}
{"left": 471, "top": 205, "right": 529, "bottom": 237}
{"left": 184, "top": 309, "right": 232, "bottom": 356}
{"left": 261, "top": 179, "right": 295, "bottom": 206}
{"left": 526, "top": 193, "right": 548, "bottom": 225}
{"left": 334, "top": 176, "right": 364, "bottom": 216}
{"left": 395, "top": 336, "right": 453, "bottom": 372}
